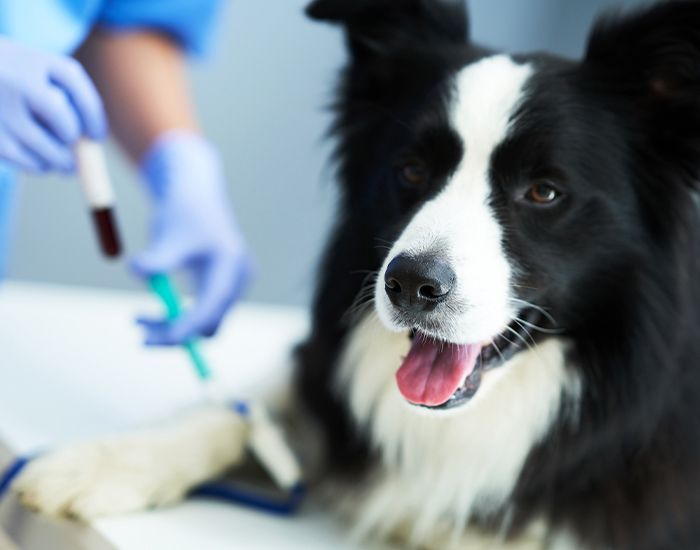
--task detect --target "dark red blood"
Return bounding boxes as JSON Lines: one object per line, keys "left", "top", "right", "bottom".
{"left": 91, "top": 207, "right": 122, "bottom": 258}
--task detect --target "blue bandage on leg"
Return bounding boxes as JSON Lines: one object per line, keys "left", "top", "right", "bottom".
{"left": 0, "top": 455, "right": 31, "bottom": 499}
{"left": 190, "top": 400, "right": 306, "bottom": 516}
{"left": 191, "top": 480, "right": 306, "bottom": 516}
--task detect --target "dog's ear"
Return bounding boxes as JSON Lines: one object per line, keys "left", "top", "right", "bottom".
{"left": 583, "top": 2, "right": 700, "bottom": 183}
{"left": 584, "top": 1, "right": 700, "bottom": 96}
{"left": 306, "top": 0, "right": 468, "bottom": 58}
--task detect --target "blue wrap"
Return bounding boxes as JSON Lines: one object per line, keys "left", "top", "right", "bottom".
{"left": 98, "top": 0, "right": 223, "bottom": 56}
{"left": 0, "top": 166, "right": 17, "bottom": 280}
{"left": 0, "top": 0, "right": 222, "bottom": 54}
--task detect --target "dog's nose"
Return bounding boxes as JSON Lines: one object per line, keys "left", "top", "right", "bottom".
{"left": 384, "top": 254, "right": 455, "bottom": 312}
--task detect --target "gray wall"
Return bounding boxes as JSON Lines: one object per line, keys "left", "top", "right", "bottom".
{"left": 8, "top": 0, "right": 643, "bottom": 306}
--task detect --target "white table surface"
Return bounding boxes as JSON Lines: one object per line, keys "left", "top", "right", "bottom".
{"left": 0, "top": 282, "right": 366, "bottom": 550}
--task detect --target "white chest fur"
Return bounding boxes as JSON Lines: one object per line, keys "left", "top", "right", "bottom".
{"left": 337, "top": 313, "right": 581, "bottom": 545}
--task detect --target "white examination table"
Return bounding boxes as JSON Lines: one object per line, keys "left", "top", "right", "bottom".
{"left": 0, "top": 282, "right": 373, "bottom": 550}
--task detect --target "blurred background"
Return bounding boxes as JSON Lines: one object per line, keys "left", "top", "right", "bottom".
{"left": 7, "top": 0, "right": 643, "bottom": 307}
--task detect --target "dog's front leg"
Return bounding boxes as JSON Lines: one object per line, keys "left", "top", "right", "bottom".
{"left": 12, "top": 406, "right": 248, "bottom": 519}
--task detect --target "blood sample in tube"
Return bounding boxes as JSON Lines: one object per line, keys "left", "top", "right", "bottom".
{"left": 91, "top": 207, "right": 122, "bottom": 257}
{"left": 75, "top": 140, "right": 123, "bottom": 259}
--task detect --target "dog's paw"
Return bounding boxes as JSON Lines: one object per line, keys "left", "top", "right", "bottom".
{"left": 14, "top": 437, "right": 187, "bottom": 519}
{"left": 13, "top": 407, "right": 248, "bottom": 520}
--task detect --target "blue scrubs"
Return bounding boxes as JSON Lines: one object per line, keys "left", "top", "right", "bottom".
{"left": 0, "top": 0, "right": 222, "bottom": 277}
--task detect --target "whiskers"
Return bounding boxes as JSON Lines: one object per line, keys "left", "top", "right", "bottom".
{"left": 489, "top": 338, "right": 507, "bottom": 365}
{"left": 499, "top": 296, "right": 565, "bottom": 363}
{"left": 505, "top": 325, "right": 536, "bottom": 352}
{"left": 508, "top": 297, "right": 563, "bottom": 335}
{"left": 343, "top": 270, "right": 381, "bottom": 325}
{"left": 373, "top": 238, "right": 395, "bottom": 253}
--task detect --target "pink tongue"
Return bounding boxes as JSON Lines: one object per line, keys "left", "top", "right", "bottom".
{"left": 396, "top": 336, "right": 482, "bottom": 407}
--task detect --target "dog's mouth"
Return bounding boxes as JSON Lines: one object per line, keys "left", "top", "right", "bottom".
{"left": 396, "top": 311, "right": 540, "bottom": 411}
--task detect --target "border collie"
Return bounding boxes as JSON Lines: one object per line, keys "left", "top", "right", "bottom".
{"left": 12, "top": 1, "right": 700, "bottom": 548}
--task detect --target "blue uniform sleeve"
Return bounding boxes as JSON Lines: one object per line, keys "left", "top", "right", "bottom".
{"left": 0, "top": 165, "right": 18, "bottom": 281}
{"left": 96, "top": 0, "right": 224, "bottom": 55}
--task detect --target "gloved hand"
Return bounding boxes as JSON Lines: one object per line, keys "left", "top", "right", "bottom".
{"left": 0, "top": 38, "right": 107, "bottom": 172}
{"left": 131, "top": 131, "right": 254, "bottom": 346}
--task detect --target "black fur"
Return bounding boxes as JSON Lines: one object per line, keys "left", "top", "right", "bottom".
{"left": 299, "top": 1, "right": 700, "bottom": 547}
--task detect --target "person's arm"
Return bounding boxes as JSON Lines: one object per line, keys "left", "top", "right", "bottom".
{"left": 74, "top": 29, "right": 198, "bottom": 162}
{"left": 76, "top": 29, "right": 253, "bottom": 346}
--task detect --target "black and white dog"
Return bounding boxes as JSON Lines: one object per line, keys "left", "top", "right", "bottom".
{"left": 14, "top": 1, "right": 700, "bottom": 548}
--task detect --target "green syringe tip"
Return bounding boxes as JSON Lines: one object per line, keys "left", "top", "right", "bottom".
{"left": 186, "top": 341, "right": 212, "bottom": 380}
{"left": 148, "top": 274, "right": 213, "bottom": 382}
{"left": 149, "top": 273, "right": 181, "bottom": 320}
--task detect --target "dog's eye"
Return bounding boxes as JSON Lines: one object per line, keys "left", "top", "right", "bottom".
{"left": 399, "top": 162, "right": 430, "bottom": 187}
{"left": 525, "top": 181, "right": 562, "bottom": 205}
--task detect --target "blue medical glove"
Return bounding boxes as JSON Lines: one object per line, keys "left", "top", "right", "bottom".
{"left": 0, "top": 38, "right": 107, "bottom": 173}
{"left": 131, "top": 131, "right": 254, "bottom": 346}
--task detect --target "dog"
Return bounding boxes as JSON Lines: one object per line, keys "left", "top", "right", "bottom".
{"left": 13, "top": 1, "right": 700, "bottom": 548}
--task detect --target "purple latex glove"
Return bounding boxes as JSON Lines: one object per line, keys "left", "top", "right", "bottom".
{"left": 0, "top": 38, "right": 107, "bottom": 173}
{"left": 131, "top": 131, "right": 254, "bottom": 346}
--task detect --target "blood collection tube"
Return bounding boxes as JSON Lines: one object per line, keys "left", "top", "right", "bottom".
{"left": 75, "top": 139, "right": 122, "bottom": 258}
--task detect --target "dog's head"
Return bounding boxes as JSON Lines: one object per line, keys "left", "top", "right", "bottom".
{"left": 310, "top": 0, "right": 700, "bottom": 410}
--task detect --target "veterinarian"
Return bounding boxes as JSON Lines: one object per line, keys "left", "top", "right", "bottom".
{"left": 0, "top": 0, "right": 253, "bottom": 345}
